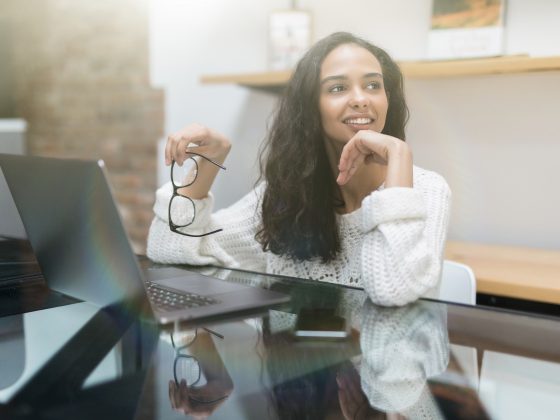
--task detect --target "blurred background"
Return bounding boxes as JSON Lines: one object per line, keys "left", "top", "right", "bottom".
{"left": 1, "top": 0, "right": 559, "bottom": 253}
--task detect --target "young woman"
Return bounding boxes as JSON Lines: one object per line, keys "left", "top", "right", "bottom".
{"left": 147, "top": 32, "right": 451, "bottom": 306}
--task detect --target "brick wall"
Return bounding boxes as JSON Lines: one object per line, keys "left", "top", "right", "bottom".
{"left": 1, "top": 0, "right": 164, "bottom": 253}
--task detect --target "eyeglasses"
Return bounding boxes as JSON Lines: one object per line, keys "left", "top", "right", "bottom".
{"left": 168, "top": 152, "right": 226, "bottom": 237}
{"left": 170, "top": 327, "right": 228, "bottom": 405}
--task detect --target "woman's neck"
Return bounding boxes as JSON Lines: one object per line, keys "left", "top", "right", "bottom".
{"left": 325, "top": 139, "right": 387, "bottom": 214}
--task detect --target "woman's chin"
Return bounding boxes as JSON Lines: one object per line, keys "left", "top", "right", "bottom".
{"left": 324, "top": 136, "right": 350, "bottom": 150}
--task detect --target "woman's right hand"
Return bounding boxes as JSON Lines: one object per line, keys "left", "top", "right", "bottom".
{"left": 165, "top": 124, "right": 231, "bottom": 166}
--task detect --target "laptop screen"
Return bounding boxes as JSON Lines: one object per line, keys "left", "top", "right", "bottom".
{"left": 0, "top": 154, "right": 152, "bottom": 319}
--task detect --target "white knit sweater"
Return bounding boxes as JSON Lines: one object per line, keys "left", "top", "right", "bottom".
{"left": 147, "top": 165, "right": 451, "bottom": 306}
{"left": 359, "top": 300, "right": 448, "bottom": 417}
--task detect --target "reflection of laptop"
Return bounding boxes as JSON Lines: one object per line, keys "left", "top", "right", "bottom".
{"left": 0, "top": 154, "right": 289, "bottom": 324}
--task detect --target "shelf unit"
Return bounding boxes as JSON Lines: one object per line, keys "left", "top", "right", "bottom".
{"left": 200, "top": 55, "right": 560, "bottom": 93}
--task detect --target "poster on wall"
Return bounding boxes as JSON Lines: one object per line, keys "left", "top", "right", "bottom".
{"left": 428, "top": 0, "right": 506, "bottom": 60}
{"left": 269, "top": 10, "right": 312, "bottom": 71}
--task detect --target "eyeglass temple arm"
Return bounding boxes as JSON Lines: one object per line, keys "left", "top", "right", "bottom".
{"left": 202, "top": 327, "right": 224, "bottom": 339}
{"left": 181, "top": 152, "right": 226, "bottom": 170}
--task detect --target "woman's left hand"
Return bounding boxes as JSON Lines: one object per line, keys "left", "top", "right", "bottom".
{"left": 169, "top": 379, "right": 232, "bottom": 418}
{"left": 337, "top": 130, "right": 412, "bottom": 187}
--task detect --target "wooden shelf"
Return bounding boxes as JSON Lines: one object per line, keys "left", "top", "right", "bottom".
{"left": 200, "top": 70, "right": 291, "bottom": 93}
{"left": 400, "top": 55, "right": 560, "bottom": 78}
{"left": 200, "top": 55, "right": 560, "bottom": 92}
{"left": 201, "top": 70, "right": 292, "bottom": 88}
{"left": 445, "top": 241, "right": 560, "bottom": 305}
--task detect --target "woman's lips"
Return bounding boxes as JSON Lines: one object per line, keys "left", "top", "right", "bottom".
{"left": 344, "top": 117, "right": 374, "bottom": 132}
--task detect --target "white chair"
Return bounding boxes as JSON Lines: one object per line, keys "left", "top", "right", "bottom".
{"left": 439, "top": 260, "right": 477, "bottom": 305}
{"left": 438, "top": 260, "right": 479, "bottom": 390}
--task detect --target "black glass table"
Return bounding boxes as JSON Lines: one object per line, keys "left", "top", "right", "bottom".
{"left": 1, "top": 258, "right": 560, "bottom": 419}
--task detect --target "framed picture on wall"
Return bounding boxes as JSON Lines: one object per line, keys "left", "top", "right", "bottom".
{"left": 269, "top": 10, "right": 312, "bottom": 71}
{"left": 428, "top": 0, "right": 506, "bottom": 60}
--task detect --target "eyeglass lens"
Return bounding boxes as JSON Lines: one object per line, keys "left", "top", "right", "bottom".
{"left": 174, "top": 355, "right": 202, "bottom": 386}
{"left": 171, "top": 158, "right": 198, "bottom": 188}
{"left": 169, "top": 195, "right": 195, "bottom": 228}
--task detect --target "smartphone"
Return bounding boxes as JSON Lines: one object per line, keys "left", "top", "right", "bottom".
{"left": 294, "top": 309, "right": 349, "bottom": 339}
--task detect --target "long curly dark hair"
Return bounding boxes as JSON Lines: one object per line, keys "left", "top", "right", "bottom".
{"left": 256, "top": 32, "right": 409, "bottom": 262}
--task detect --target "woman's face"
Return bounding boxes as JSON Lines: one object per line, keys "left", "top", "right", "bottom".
{"left": 318, "top": 43, "right": 389, "bottom": 145}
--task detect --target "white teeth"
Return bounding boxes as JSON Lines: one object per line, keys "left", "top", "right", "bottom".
{"left": 345, "top": 118, "right": 372, "bottom": 125}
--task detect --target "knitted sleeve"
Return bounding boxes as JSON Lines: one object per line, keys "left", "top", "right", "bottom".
{"left": 360, "top": 168, "right": 451, "bottom": 306}
{"left": 359, "top": 300, "right": 448, "bottom": 416}
{"left": 146, "top": 182, "right": 266, "bottom": 272}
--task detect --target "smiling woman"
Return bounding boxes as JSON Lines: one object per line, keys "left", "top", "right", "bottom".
{"left": 147, "top": 32, "right": 451, "bottom": 307}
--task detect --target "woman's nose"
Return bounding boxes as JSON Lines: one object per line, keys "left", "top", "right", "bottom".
{"left": 349, "top": 88, "right": 368, "bottom": 109}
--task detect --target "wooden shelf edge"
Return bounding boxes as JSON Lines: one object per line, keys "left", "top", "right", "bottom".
{"left": 200, "top": 55, "right": 560, "bottom": 88}
{"left": 200, "top": 70, "right": 292, "bottom": 87}
{"left": 400, "top": 55, "right": 560, "bottom": 78}
{"left": 476, "top": 280, "right": 560, "bottom": 305}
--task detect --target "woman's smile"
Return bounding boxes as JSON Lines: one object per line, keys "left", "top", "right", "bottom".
{"left": 343, "top": 115, "right": 375, "bottom": 132}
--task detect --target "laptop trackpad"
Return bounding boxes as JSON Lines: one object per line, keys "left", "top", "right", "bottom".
{"left": 155, "top": 274, "right": 249, "bottom": 296}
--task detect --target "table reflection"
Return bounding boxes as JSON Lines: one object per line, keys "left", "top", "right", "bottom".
{"left": 359, "top": 300, "right": 448, "bottom": 419}
{"left": 247, "top": 296, "right": 449, "bottom": 419}
{"left": 167, "top": 328, "right": 233, "bottom": 418}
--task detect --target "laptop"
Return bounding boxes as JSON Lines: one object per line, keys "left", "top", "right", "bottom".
{"left": 0, "top": 153, "right": 289, "bottom": 325}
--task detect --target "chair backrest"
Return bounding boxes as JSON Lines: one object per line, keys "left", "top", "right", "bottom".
{"left": 439, "top": 260, "right": 477, "bottom": 305}
{"left": 439, "top": 260, "right": 479, "bottom": 390}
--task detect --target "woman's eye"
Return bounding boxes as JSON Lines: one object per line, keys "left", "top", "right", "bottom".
{"left": 366, "top": 81, "right": 381, "bottom": 90}
{"left": 328, "top": 85, "right": 345, "bottom": 93}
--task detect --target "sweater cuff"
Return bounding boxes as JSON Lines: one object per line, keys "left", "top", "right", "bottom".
{"left": 153, "top": 181, "right": 214, "bottom": 226}
{"left": 362, "top": 187, "right": 426, "bottom": 232}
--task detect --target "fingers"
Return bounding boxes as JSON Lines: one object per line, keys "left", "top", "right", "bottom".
{"left": 169, "top": 380, "right": 184, "bottom": 411}
{"left": 186, "top": 383, "right": 218, "bottom": 401}
{"left": 337, "top": 165, "right": 358, "bottom": 186}
{"left": 165, "top": 135, "right": 174, "bottom": 166}
{"left": 165, "top": 124, "right": 209, "bottom": 166}
{"left": 169, "top": 380, "right": 176, "bottom": 409}
{"left": 338, "top": 137, "right": 362, "bottom": 172}
{"left": 165, "top": 136, "right": 201, "bottom": 167}
{"left": 337, "top": 135, "right": 371, "bottom": 185}
{"left": 165, "top": 134, "right": 189, "bottom": 167}
{"left": 337, "top": 139, "right": 363, "bottom": 185}
{"left": 174, "top": 137, "right": 188, "bottom": 166}
{"left": 337, "top": 131, "right": 391, "bottom": 185}
{"left": 164, "top": 124, "right": 231, "bottom": 167}
{"left": 179, "top": 379, "right": 191, "bottom": 403}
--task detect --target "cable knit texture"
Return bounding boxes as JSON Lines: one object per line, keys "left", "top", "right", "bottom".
{"left": 147, "top": 165, "right": 451, "bottom": 306}
{"left": 359, "top": 300, "right": 449, "bottom": 417}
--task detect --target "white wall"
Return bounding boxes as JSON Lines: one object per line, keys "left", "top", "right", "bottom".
{"left": 149, "top": 0, "right": 560, "bottom": 249}
{"left": 149, "top": 0, "right": 284, "bottom": 207}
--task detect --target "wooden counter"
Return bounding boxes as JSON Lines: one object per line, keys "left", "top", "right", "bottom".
{"left": 445, "top": 241, "right": 560, "bottom": 305}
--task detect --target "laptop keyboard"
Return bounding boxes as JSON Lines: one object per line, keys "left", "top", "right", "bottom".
{"left": 146, "top": 281, "right": 220, "bottom": 311}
